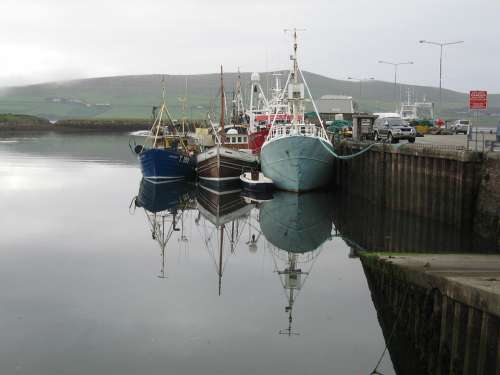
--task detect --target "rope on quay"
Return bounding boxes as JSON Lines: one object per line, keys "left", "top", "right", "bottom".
{"left": 321, "top": 140, "right": 380, "bottom": 160}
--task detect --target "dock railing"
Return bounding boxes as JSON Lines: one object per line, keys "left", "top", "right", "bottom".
{"left": 267, "top": 123, "right": 328, "bottom": 142}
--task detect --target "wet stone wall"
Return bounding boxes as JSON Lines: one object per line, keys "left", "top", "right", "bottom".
{"left": 330, "top": 193, "right": 497, "bottom": 254}
{"left": 361, "top": 256, "right": 500, "bottom": 375}
{"left": 333, "top": 142, "right": 499, "bottom": 245}
{"left": 474, "top": 153, "right": 500, "bottom": 247}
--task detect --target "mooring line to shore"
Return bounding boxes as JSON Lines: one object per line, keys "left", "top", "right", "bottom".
{"left": 369, "top": 281, "right": 411, "bottom": 375}
{"left": 321, "top": 140, "right": 379, "bottom": 160}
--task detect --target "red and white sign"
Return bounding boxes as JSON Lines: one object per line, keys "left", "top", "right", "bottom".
{"left": 469, "top": 90, "right": 488, "bottom": 110}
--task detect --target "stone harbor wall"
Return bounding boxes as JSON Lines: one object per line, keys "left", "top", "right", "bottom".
{"left": 333, "top": 141, "right": 500, "bottom": 246}
{"left": 361, "top": 254, "right": 500, "bottom": 375}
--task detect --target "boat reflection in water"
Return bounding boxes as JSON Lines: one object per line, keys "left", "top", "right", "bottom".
{"left": 131, "top": 179, "right": 196, "bottom": 277}
{"left": 196, "top": 182, "right": 254, "bottom": 295}
{"left": 259, "top": 191, "right": 335, "bottom": 335}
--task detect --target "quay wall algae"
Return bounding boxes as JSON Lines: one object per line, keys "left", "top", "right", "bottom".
{"left": 361, "top": 254, "right": 500, "bottom": 375}
{"left": 475, "top": 153, "right": 500, "bottom": 246}
{"left": 333, "top": 141, "right": 500, "bottom": 245}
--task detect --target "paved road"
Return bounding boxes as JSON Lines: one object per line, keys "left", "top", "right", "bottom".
{"left": 414, "top": 133, "right": 496, "bottom": 149}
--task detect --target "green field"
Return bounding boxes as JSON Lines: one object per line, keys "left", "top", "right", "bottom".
{"left": 0, "top": 72, "right": 498, "bottom": 125}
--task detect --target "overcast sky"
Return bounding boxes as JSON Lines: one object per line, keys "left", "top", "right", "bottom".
{"left": 0, "top": 0, "right": 499, "bottom": 93}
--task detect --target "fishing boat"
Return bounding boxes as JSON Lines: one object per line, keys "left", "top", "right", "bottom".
{"left": 135, "top": 79, "right": 197, "bottom": 184}
{"left": 248, "top": 72, "right": 292, "bottom": 155}
{"left": 240, "top": 170, "right": 274, "bottom": 199}
{"left": 216, "top": 69, "right": 252, "bottom": 151}
{"left": 218, "top": 124, "right": 251, "bottom": 151}
{"left": 197, "top": 66, "right": 258, "bottom": 190}
{"left": 260, "top": 30, "right": 334, "bottom": 192}
{"left": 247, "top": 72, "right": 270, "bottom": 155}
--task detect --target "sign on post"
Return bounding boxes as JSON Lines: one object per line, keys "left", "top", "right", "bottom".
{"left": 469, "top": 91, "right": 488, "bottom": 110}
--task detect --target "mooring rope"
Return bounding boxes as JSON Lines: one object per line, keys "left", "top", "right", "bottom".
{"left": 320, "top": 140, "right": 379, "bottom": 160}
{"left": 369, "top": 282, "right": 411, "bottom": 375}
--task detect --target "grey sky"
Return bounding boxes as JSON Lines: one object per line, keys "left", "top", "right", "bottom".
{"left": 1, "top": 0, "right": 499, "bottom": 93}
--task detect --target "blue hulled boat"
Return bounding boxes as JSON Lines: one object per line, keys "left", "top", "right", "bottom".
{"left": 135, "top": 79, "right": 198, "bottom": 184}
{"left": 139, "top": 147, "right": 196, "bottom": 184}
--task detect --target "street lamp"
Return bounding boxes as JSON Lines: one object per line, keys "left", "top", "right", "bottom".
{"left": 419, "top": 40, "right": 464, "bottom": 117}
{"left": 378, "top": 61, "right": 414, "bottom": 110}
{"left": 347, "top": 77, "right": 375, "bottom": 99}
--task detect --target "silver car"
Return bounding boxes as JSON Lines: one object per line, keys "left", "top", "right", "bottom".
{"left": 373, "top": 117, "right": 416, "bottom": 143}
{"left": 451, "top": 119, "right": 470, "bottom": 134}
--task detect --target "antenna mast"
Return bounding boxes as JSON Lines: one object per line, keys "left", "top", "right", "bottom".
{"left": 220, "top": 65, "right": 225, "bottom": 146}
{"left": 284, "top": 28, "right": 306, "bottom": 125}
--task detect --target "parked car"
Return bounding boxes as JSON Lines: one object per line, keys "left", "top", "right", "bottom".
{"left": 373, "top": 117, "right": 416, "bottom": 143}
{"left": 451, "top": 119, "right": 470, "bottom": 134}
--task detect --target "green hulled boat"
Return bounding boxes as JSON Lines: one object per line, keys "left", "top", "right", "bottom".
{"left": 260, "top": 29, "right": 334, "bottom": 192}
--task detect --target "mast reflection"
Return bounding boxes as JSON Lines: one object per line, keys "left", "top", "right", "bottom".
{"left": 131, "top": 179, "right": 196, "bottom": 277}
{"left": 259, "top": 191, "right": 335, "bottom": 336}
{"left": 196, "top": 183, "right": 254, "bottom": 295}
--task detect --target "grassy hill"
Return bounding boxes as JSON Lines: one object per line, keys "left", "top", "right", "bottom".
{"left": 1, "top": 72, "right": 499, "bottom": 124}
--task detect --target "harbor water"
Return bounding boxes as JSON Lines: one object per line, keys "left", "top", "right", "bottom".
{"left": 0, "top": 133, "right": 494, "bottom": 375}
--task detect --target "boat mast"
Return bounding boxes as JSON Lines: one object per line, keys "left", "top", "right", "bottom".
{"left": 292, "top": 29, "right": 299, "bottom": 126}
{"left": 235, "top": 67, "right": 244, "bottom": 124}
{"left": 218, "top": 224, "right": 224, "bottom": 296}
{"left": 182, "top": 78, "right": 187, "bottom": 135}
{"left": 220, "top": 65, "right": 226, "bottom": 146}
{"left": 285, "top": 28, "right": 305, "bottom": 126}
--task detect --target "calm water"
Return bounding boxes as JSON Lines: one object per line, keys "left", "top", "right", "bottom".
{"left": 0, "top": 133, "right": 492, "bottom": 375}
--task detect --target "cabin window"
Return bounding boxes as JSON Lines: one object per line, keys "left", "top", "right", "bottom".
{"left": 238, "top": 136, "right": 242, "bottom": 143}
{"left": 232, "top": 136, "right": 236, "bottom": 143}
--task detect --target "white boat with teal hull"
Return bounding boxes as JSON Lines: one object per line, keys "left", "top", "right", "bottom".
{"left": 260, "top": 29, "right": 334, "bottom": 192}
{"left": 261, "top": 124, "right": 334, "bottom": 192}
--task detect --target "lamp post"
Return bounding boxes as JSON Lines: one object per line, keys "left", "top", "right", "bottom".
{"left": 378, "top": 61, "right": 414, "bottom": 111}
{"left": 419, "top": 40, "right": 464, "bottom": 117}
{"left": 347, "top": 77, "right": 375, "bottom": 99}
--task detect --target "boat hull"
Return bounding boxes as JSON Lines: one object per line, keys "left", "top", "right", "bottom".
{"left": 197, "top": 147, "right": 258, "bottom": 190}
{"left": 139, "top": 148, "right": 196, "bottom": 184}
{"left": 260, "top": 136, "right": 334, "bottom": 192}
{"left": 240, "top": 172, "right": 274, "bottom": 195}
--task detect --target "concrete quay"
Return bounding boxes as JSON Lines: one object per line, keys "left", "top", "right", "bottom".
{"left": 361, "top": 253, "right": 500, "bottom": 375}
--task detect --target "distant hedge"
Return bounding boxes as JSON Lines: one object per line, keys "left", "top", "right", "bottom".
{"left": 0, "top": 115, "right": 209, "bottom": 132}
